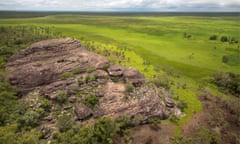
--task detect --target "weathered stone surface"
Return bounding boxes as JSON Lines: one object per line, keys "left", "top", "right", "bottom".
{"left": 92, "top": 70, "right": 109, "bottom": 79}
{"left": 98, "top": 82, "right": 173, "bottom": 123}
{"left": 96, "top": 90, "right": 105, "bottom": 97}
{"left": 93, "top": 108, "right": 105, "bottom": 118}
{"left": 6, "top": 38, "right": 179, "bottom": 126}
{"left": 74, "top": 104, "right": 93, "bottom": 120}
{"left": 68, "top": 96, "right": 78, "bottom": 103}
{"left": 7, "top": 38, "right": 108, "bottom": 94}
{"left": 123, "top": 68, "right": 145, "bottom": 86}
{"left": 107, "top": 65, "right": 125, "bottom": 77}
{"left": 165, "top": 97, "right": 176, "bottom": 108}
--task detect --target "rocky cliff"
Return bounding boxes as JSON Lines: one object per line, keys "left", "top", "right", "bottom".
{"left": 6, "top": 38, "right": 179, "bottom": 137}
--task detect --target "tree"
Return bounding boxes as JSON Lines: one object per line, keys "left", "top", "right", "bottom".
{"left": 209, "top": 35, "right": 217, "bottom": 40}
{"left": 220, "top": 36, "right": 228, "bottom": 42}
{"left": 58, "top": 115, "right": 74, "bottom": 132}
{"left": 222, "top": 55, "right": 229, "bottom": 63}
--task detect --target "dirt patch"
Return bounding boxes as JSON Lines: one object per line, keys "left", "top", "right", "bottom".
{"left": 181, "top": 92, "right": 240, "bottom": 144}
{"left": 130, "top": 124, "right": 175, "bottom": 144}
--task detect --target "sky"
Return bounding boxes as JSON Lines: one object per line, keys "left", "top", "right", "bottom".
{"left": 0, "top": 0, "right": 240, "bottom": 12}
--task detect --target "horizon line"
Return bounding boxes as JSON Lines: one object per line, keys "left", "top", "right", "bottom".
{"left": 1, "top": 10, "right": 240, "bottom": 13}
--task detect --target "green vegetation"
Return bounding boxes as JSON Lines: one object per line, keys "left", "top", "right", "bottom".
{"left": 0, "top": 25, "right": 60, "bottom": 120}
{"left": 212, "top": 72, "right": 240, "bottom": 96}
{"left": 73, "top": 68, "right": 83, "bottom": 75}
{"left": 56, "top": 91, "right": 68, "bottom": 104}
{"left": 209, "top": 35, "right": 218, "bottom": 40}
{"left": 78, "top": 78, "right": 84, "bottom": 85}
{"left": 53, "top": 117, "right": 123, "bottom": 144}
{"left": 85, "top": 74, "right": 98, "bottom": 83}
{"left": 125, "top": 83, "right": 134, "bottom": 93}
{"left": 83, "top": 95, "right": 99, "bottom": 109}
{"left": 152, "top": 74, "right": 171, "bottom": 90}
{"left": 60, "top": 72, "right": 74, "bottom": 80}
{"left": 58, "top": 114, "right": 74, "bottom": 132}
{"left": 87, "top": 67, "right": 95, "bottom": 73}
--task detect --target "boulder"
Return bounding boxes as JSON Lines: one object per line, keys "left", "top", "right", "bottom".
{"left": 165, "top": 97, "right": 176, "bottom": 108}
{"left": 93, "top": 108, "right": 105, "bottom": 118}
{"left": 92, "top": 70, "right": 109, "bottom": 79}
{"left": 123, "top": 68, "right": 145, "bottom": 86}
{"left": 74, "top": 104, "right": 93, "bottom": 120}
{"left": 107, "top": 65, "right": 125, "bottom": 77}
{"left": 68, "top": 96, "right": 78, "bottom": 103}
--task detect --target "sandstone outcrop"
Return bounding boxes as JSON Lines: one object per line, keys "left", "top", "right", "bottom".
{"left": 7, "top": 38, "right": 108, "bottom": 94}
{"left": 7, "top": 38, "right": 179, "bottom": 127}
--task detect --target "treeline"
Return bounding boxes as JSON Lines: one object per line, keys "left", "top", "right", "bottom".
{"left": 209, "top": 34, "right": 239, "bottom": 44}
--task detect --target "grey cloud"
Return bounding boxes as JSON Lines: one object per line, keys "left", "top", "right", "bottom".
{"left": 0, "top": 0, "right": 239, "bottom": 11}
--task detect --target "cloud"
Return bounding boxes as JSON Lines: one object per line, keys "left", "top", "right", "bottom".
{"left": 0, "top": 0, "right": 239, "bottom": 11}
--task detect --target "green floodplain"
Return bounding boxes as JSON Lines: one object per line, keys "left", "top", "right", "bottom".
{"left": 0, "top": 12, "right": 239, "bottom": 143}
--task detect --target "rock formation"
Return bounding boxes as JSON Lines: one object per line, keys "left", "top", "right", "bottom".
{"left": 6, "top": 38, "right": 179, "bottom": 132}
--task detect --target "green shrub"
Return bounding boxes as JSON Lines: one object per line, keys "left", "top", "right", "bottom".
{"left": 14, "top": 39, "right": 23, "bottom": 45}
{"left": 91, "top": 74, "right": 98, "bottom": 81}
{"left": 18, "top": 109, "right": 41, "bottom": 128}
{"left": 41, "top": 98, "right": 51, "bottom": 112}
{"left": 56, "top": 91, "right": 67, "bottom": 104}
{"left": 222, "top": 55, "right": 229, "bottom": 63}
{"left": 148, "top": 117, "right": 161, "bottom": 125}
{"left": 0, "top": 124, "right": 19, "bottom": 144}
{"left": 78, "top": 78, "right": 84, "bottom": 85}
{"left": 220, "top": 36, "right": 228, "bottom": 42}
{"left": 183, "top": 32, "right": 192, "bottom": 39}
{"left": 169, "top": 114, "right": 179, "bottom": 124}
{"left": 170, "top": 136, "right": 192, "bottom": 144}
{"left": 212, "top": 72, "right": 240, "bottom": 96}
{"left": 85, "top": 74, "right": 97, "bottom": 83}
{"left": 92, "top": 117, "right": 118, "bottom": 143}
{"left": 83, "top": 95, "right": 99, "bottom": 109}
{"left": 102, "top": 63, "right": 110, "bottom": 71}
{"left": 111, "top": 77, "right": 122, "bottom": 83}
{"left": 73, "top": 68, "right": 83, "bottom": 75}
{"left": 191, "top": 127, "right": 220, "bottom": 144}
{"left": 115, "top": 116, "right": 131, "bottom": 129}
{"left": 0, "top": 82, "right": 18, "bottom": 125}
{"left": 209, "top": 35, "right": 218, "bottom": 40}
{"left": 60, "top": 72, "right": 74, "bottom": 80}
{"left": 125, "top": 83, "right": 134, "bottom": 93}
{"left": 177, "top": 100, "right": 188, "bottom": 112}
{"left": 87, "top": 67, "right": 95, "bottom": 73}
{"left": 58, "top": 115, "right": 74, "bottom": 133}
{"left": 152, "top": 76, "right": 170, "bottom": 90}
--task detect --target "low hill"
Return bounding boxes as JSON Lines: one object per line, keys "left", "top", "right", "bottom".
{"left": 6, "top": 38, "right": 179, "bottom": 142}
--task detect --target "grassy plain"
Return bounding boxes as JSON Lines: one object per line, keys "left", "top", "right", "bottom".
{"left": 0, "top": 12, "right": 239, "bottom": 133}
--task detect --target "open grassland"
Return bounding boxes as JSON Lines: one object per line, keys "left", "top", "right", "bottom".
{"left": 0, "top": 13, "right": 239, "bottom": 136}
{"left": 1, "top": 14, "right": 239, "bottom": 78}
